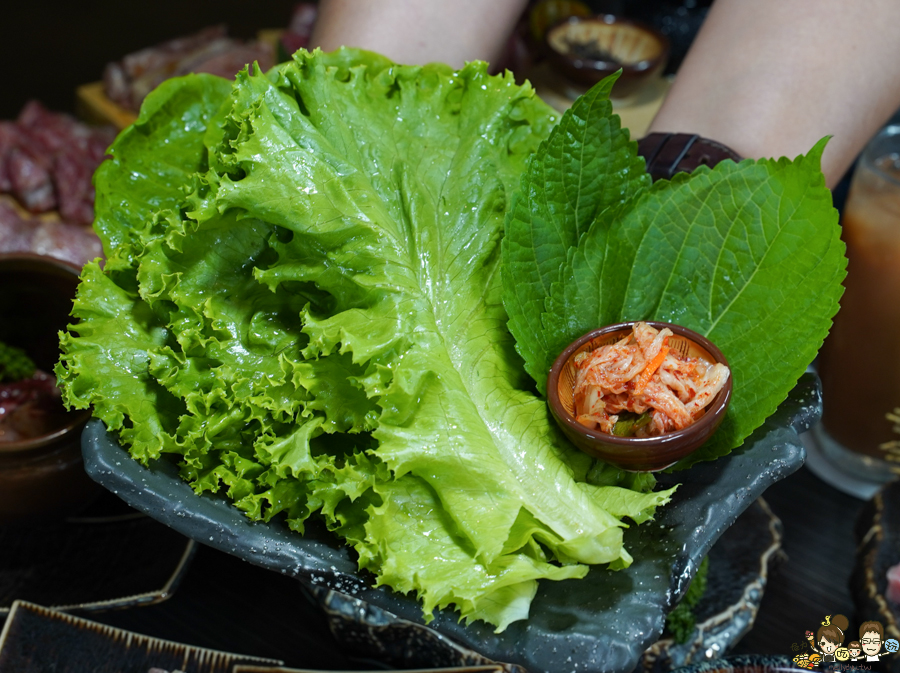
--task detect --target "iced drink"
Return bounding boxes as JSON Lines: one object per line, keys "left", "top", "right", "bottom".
{"left": 819, "top": 132, "right": 900, "bottom": 469}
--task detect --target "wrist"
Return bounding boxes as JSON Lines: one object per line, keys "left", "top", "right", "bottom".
{"left": 637, "top": 133, "right": 742, "bottom": 182}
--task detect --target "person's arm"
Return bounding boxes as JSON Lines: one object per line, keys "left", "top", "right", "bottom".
{"left": 309, "top": 0, "right": 527, "bottom": 68}
{"left": 648, "top": 0, "right": 900, "bottom": 188}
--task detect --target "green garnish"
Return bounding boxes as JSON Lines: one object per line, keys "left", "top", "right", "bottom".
{"left": 665, "top": 556, "right": 710, "bottom": 643}
{"left": 612, "top": 411, "right": 653, "bottom": 437}
{"left": 0, "top": 340, "right": 36, "bottom": 382}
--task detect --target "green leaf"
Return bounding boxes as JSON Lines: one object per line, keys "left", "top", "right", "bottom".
{"left": 55, "top": 261, "right": 185, "bottom": 463}
{"left": 93, "top": 74, "right": 233, "bottom": 257}
{"left": 502, "top": 73, "right": 650, "bottom": 393}
{"left": 503, "top": 70, "right": 844, "bottom": 470}
{"left": 547, "top": 139, "right": 845, "bottom": 466}
{"left": 587, "top": 460, "right": 658, "bottom": 493}
{"left": 361, "top": 473, "right": 588, "bottom": 631}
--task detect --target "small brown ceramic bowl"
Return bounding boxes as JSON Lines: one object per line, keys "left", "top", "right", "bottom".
{"left": 544, "top": 15, "right": 669, "bottom": 97}
{"left": 528, "top": 0, "right": 592, "bottom": 43}
{"left": 0, "top": 253, "right": 98, "bottom": 524}
{"left": 547, "top": 321, "right": 732, "bottom": 472}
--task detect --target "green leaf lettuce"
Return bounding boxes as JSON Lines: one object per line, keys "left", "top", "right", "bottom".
{"left": 57, "top": 50, "right": 675, "bottom": 631}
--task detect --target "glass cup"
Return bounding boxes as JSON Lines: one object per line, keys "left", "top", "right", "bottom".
{"left": 816, "top": 125, "right": 900, "bottom": 485}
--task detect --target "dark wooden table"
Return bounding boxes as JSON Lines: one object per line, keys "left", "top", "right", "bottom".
{"left": 71, "top": 462, "right": 865, "bottom": 671}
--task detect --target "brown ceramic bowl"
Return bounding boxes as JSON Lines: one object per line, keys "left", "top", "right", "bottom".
{"left": 528, "top": 0, "right": 592, "bottom": 43}
{"left": 547, "top": 321, "right": 732, "bottom": 472}
{"left": 0, "top": 253, "right": 98, "bottom": 524}
{"left": 544, "top": 15, "right": 669, "bottom": 97}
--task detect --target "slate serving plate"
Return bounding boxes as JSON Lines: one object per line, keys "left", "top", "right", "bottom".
{"left": 304, "top": 498, "right": 785, "bottom": 673}
{"left": 641, "top": 498, "right": 784, "bottom": 672}
{"left": 80, "top": 372, "right": 821, "bottom": 673}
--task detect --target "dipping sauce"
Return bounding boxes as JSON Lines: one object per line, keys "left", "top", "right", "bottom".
{"left": 563, "top": 40, "right": 620, "bottom": 65}
{"left": 573, "top": 321, "right": 730, "bottom": 437}
{"left": 0, "top": 370, "right": 70, "bottom": 442}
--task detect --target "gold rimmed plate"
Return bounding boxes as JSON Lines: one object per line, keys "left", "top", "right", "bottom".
{"left": 0, "top": 494, "right": 195, "bottom": 618}
{"left": 0, "top": 601, "right": 280, "bottom": 672}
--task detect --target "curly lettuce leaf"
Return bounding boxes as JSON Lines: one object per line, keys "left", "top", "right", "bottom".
{"left": 206, "top": 49, "right": 672, "bottom": 579}
{"left": 58, "top": 49, "right": 676, "bottom": 631}
{"left": 57, "top": 260, "right": 183, "bottom": 460}
{"left": 92, "top": 74, "right": 233, "bottom": 257}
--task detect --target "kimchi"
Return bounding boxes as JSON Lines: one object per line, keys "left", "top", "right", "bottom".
{"left": 572, "top": 322, "right": 730, "bottom": 437}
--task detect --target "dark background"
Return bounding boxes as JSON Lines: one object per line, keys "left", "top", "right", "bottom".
{"left": 0, "top": 1, "right": 299, "bottom": 119}
{"left": 0, "top": 0, "right": 714, "bottom": 120}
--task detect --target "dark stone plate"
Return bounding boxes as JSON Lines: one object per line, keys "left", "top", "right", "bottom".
{"left": 642, "top": 498, "right": 783, "bottom": 672}
{"left": 80, "top": 373, "right": 821, "bottom": 673}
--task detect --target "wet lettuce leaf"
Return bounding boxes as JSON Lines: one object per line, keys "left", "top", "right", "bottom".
{"left": 93, "top": 73, "right": 234, "bottom": 257}
{"left": 57, "top": 49, "right": 676, "bottom": 632}
{"left": 502, "top": 74, "right": 846, "bottom": 468}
